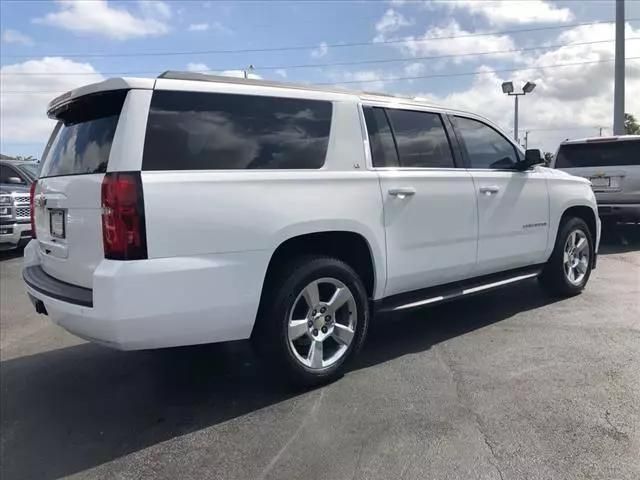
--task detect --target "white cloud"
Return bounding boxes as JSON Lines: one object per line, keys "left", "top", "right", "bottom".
{"left": 33, "top": 0, "right": 171, "bottom": 40}
{"left": 0, "top": 57, "right": 103, "bottom": 143}
{"left": 185, "top": 62, "right": 262, "bottom": 79}
{"left": 188, "top": 21, "right": 231, "bottom": 34}
{"left": 2, "top": 29, "right": 34, "bottom": 46}
{"left": 374, "top": 8, "right": 412, "bottom": 41}
{"left": 138, "top": 0, "right": 171, "bottom": 19}
{"left": 411, "top": 25, "right": 640, "bottom": 152}
{"left": 329, "top": 70, "right": 388, "bottom": 91}
{"left": 311, "top": 42, "right": 328, "bottom": 59}
{"left": 189, "top": 23, "right": 209, "bottom": 31}
{"left": 401, "top": 21, "right": 516, "bottom": 62}
{"left": 275, "top": 69, "right": 288, "bottom": 78}
{"left": 437, "top": 0, "right": 573, "bottom": 25}
{"left": 404, "top": 62, "right": 426, "bottom": 77}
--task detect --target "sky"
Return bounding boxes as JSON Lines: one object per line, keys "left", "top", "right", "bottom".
{"left": 1, "top": 0, "right": 639, "bottom": 159}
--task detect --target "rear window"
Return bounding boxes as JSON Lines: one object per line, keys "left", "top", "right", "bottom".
{"left": 556, "top": 140, "right": 640, "bottom": 168}
{"left": 142, "top": 91, "right": 333, "bottom": 170}
{"left": 40, "top": 90, "right": 127, "bottom": 178}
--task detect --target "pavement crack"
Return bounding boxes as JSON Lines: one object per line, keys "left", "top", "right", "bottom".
{"left": 483, "top": 436, "right": 505, "bottom": 480}
{"left": 257, "top": 388, "right": 325, "bottom": 480}
{"left": 435, "top": 346, "right": 505, "bottom": 480}
{"left": 604, "top": 409, "right": 629, "bottom": 441}
{"left": 351, "top": 441, "right": 365, "bottom": 480}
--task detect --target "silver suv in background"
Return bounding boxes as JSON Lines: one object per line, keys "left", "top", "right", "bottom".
{"left": 552, "top": 136, "right": 640, "bottom": 223}
{"left": 0, "top": 160, "right": 37, "bottom": 250}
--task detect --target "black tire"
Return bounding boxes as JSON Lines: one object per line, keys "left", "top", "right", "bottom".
{"left": 252, "top": 255, "right": 369, "bottom": 387}
{"left": 539, "top": 217, "right": 594, "bottom": 297}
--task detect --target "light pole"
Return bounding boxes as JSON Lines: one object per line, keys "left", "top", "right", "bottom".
{"left": 613, "top": 0, "right": 625, "bottom": 135}
{"left": 243, "top": 64, "right": 255, "bottom": 79}
{"left": 502, "top": 81, "right": 536, "bottom": 143}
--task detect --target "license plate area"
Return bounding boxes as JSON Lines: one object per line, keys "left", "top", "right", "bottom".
{"left": 590, "top": 177, "right": 610, "bottom": 188}
{"left": 49, "top": 209, "right": 66, "bottom": 239}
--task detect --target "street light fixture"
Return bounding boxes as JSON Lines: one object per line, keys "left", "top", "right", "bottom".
{"left": 502, "top": 81, "right": 536, "bottom": 142}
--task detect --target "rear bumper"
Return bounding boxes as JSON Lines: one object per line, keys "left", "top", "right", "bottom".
{"left": 22, "top": 241, "right": 270, "bottom": 350}
{"left": 0, "top": 222, "right": 32, "bottom": 250}
{"left": 597, "top": 204, "right": 640, "bottom": 220}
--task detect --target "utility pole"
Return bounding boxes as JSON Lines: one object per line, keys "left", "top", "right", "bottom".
{"left": 599, "top": 127, "right": 604, "bottom": 137}
{"left": 514, "top": 95, "right": 519, "bottom": 143}
{"left": 524, "top": 130, "right": 530, "bottom": 149}
{"left": 613, "top": 0, "right": 625, "bottom": 135}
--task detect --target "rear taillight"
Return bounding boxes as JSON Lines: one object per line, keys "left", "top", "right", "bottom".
{"left": 30, "top": 181, "right": 37, "bottom": 239}
{"left": 101, "top": 172, "right": 147, "bottom": 260}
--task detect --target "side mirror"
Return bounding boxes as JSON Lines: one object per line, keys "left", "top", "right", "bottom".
{"left": 518, "top": 149, "right": 544, "bottom": 170}
{"left": 7, "top": 176, "right": 25, "bottom": 185}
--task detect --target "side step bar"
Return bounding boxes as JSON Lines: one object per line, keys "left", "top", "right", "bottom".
{"left": 375, "top": 265, "right": 543, "bottom": 314}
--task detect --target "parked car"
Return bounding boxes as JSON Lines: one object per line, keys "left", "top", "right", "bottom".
{"left": 23, "top": 73, "right": 600, "bottom": 385}
{"left": 552, "top": 135, "right": 640, "bottom": 224}
{"left": 0, "top": 160, "right": 37, "bottom": 250}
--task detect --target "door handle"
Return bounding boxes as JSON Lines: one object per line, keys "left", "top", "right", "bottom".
{"left": 388, "top": 187, "right": 416, "bottom": 199}
{"left": 479, "top": 186, "right": 500, "bottom": 195}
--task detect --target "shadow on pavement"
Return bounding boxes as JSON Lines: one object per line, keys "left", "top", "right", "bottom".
{"left": 1, "top": 280, "right": 557, "bottom": 480}
{"left": 0, "top": 247, "right": 24, "bottom": 262}
{"left": 598, "top": 223, "right": 640, "bottom": 255}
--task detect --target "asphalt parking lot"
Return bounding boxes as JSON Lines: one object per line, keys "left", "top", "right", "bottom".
{"left": 1, "top": 226, "right": 639, "bottom": 480}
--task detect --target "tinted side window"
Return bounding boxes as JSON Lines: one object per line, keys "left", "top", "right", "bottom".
{"left": 385, "top": 109, "right": 454, "bottom": 168}
{"left": 454, "top": 116, "right": 518, "bottom": 169}
{"left": 0, "top": 165, "right": 26, "bottom": 184}
{"left": 363, "top": 106, "right": 399, "bottom": 168}
{"left": 143, "top": 91, "right": 332, "bottom": 170}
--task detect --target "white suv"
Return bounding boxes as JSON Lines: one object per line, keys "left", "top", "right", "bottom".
{"left": 23, "top": 72, "right": 600, "bottom": 385}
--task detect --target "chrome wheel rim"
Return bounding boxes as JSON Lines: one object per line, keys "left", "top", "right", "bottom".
{"left": 563, "top": 229, "right": 590, "bottom": 286}
{"left": 287, "top": 277, "right": 357, "bottom": 370}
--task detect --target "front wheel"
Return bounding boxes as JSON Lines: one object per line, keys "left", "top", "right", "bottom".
{"left": 253, "top": 256, "right": 369, "bottom": 386}
{"left": 539, "top": 217, "right": 594, "bottom": 296}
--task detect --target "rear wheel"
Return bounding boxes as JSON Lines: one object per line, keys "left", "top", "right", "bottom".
{"left": 253, "top": 256, "right": 369, "bottom": 386}
{"left": 539, "top": 217, "right": 593, "bottom": 296}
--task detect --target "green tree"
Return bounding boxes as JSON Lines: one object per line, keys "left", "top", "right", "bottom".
{"left": 14, "top": 155, "right": 35, "bottom": 161}
{"left": 625, "top": 113, "right": 640, "bottom": 135}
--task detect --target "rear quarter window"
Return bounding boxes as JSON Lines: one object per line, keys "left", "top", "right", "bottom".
{"left": 556, "top": 140, "right": 640, "bottom": 168}
{"left": 40, "top": 90, "right": 127, "bottom": 178}
{"left": 142, "top": 91, "right": 333, "bottom": 170}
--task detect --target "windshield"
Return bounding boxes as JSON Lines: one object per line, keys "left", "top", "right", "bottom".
{"left": 40, "top": 90, "right": 127, "bottom": 178}
{"left": 16, "top": 163, "right": 38, "bottom": 181}
{"left": 555, "top": 140, "right": 640, "bottom": 168}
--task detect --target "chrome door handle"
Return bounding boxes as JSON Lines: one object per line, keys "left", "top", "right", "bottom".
{"left": 388, "top": 187, "right": 416, "bottom": 199}
{"left": 479, "top": 186, "right": 500, "bottom": 195}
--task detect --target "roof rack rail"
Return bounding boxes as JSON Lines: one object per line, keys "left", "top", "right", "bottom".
{"left": 157, "top": 70, "right": 359, "bottom": 95}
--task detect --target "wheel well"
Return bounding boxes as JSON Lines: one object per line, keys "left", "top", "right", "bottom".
{"left": 262, "top": 231, "right": 376, "bottom": 298}
{"left": 561, "top": 206, "right": 597, "bottom": 247}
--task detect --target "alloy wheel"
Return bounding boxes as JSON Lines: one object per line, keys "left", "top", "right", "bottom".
{"left": 287, "top": 277, "right": 358, "bottom": 370}
{"left": 563, "top": 229, "right": 590, "bottom": 286}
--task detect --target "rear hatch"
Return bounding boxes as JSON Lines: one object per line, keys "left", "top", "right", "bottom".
{"left": 34, "top": 90, "right": 128, "bottom": 288}
{"left": 555, "top": 138, "right": 640, "bottom": 204}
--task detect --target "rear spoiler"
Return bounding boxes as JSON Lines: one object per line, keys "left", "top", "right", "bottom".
{"left": 47, "top": 77, "right": 155, "bottom": 118}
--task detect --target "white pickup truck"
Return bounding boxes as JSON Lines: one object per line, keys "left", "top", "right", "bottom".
{"left": 24, "top": 72, "right": 600, "bottom": 385}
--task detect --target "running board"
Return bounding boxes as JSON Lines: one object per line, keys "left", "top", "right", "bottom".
{"left": 374, "top": 265, "right": 543, "bottom": 315}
